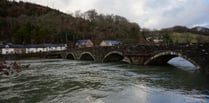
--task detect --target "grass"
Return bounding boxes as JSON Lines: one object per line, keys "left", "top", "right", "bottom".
{"left": 170, "top": 32, "right": 209, "bottom": 43}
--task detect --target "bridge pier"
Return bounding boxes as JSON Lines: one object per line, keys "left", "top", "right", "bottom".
{"left": 125, "top": 54, "right": 151, "bottom": 65}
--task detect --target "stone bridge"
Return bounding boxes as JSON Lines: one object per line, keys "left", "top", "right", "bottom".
{"left": 59, "top": 44, "right": 209, "bottom": 74}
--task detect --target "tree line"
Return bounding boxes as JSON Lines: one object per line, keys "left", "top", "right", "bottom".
{"left": 0, "top": 0, "right": 208, "bottom": 45}
{"left": 0, "top": 0, "right": 145, "bottom": 45}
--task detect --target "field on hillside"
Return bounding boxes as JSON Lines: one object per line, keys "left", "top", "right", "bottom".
{"left": 170, "top": 32, "right": 209, "bottom": 43}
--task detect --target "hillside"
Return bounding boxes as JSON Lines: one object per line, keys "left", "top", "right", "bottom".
{"left": 0, "top": 0, "right": 208, "bottom": 45}
{"left": 170, "top": 32, "right": 209, "bottom": 43}
{"left": 161, "top": 26, "right": 209, "bottom": 36}
{"left": 144, "top": 28, "right": 209, "bottom": 44}
{"left": 0, "top": 0, "right": 142, "bottom": 45}
{"left": 159, "top": 26, "right": 209, "bottom": 43}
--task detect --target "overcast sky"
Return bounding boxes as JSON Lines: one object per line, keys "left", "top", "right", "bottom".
{"left": 15, "top": 0, "right": 209, "bottom": 29}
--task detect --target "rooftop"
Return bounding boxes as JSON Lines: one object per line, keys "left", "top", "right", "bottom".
{"left": 103, "top": 40, "right": 122, "bottom": 45}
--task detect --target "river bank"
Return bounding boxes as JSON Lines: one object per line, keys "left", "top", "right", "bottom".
{"left": 0, "top": 53, "right": 61, "bottom": 60}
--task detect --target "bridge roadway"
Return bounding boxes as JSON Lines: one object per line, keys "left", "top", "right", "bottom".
{"left": 54, "top": 43, "right": 209, "bottom": 74}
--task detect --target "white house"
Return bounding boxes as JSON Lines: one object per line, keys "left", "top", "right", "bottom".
{"left": 25, "top": 45, "right": 36, "bottom": 53}
{"left": 2, "top": 45, "right": 14, "bottom": 54}
{"left": 54, "top": 44, "right": 67, "bottom": 51}
{"left": 26, "top": 44, "right": 48, "bottom": 53}
{"left": 25, "top": 44, "right": 67, "bottom": 54}
{"left": 36, "top": 45, "right": 46, "bottom": 53}
{"left": 25, "top": 45, "right": 44, "bottom": 53}
{"left": 44, "top": 44, "right": 67, "bottom": 52}
{"left": 0, "top": 44, "right": 67, "bottom": 54}
{"left": 2, "top": 45, "right": 26, "bottom": 54}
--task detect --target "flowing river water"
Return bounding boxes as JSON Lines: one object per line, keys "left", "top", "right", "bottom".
{"left": 0, "top": 58, "right": 209, "bottom": 103}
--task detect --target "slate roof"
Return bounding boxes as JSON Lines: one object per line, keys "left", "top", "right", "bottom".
{"left": 0, "top": 44, "right": 66, "bottom": 48}
{"left": 76, "top": 40, "right": 91, "bottom": 45}
{"left": 7, "top": 44, "right": 24, "bottom": 48}
{"left": 25, "top": 44, "right": 66, "bottom": 48}
{"left": 0, "top": 45, "right": 4, "bottom": 49}
{"left": 103, "top": 40, "right": 122, "bottom": 45}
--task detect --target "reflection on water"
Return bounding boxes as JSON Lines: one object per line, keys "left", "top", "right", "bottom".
{"left": 0, "top": 59, "right": 209, "bottom": 103}
{"left": 104, "top": 85, "right": 209, "bottom": 103}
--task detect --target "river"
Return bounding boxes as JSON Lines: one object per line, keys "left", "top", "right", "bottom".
{"left": 0, "top": 58, "right": 209, "bottom": 103}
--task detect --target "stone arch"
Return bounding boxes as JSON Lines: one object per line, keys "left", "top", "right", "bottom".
{"left": 66, "top": 53, "right": 75, "bottom": 60}
{"left": 144, "top": 51, "right": 200, "bottom": 69}
{"left": 103, "top": 51, "right": 124, "bottom": 62}
{"left": 79, "top": 52, "right": 95, "bottom": 61}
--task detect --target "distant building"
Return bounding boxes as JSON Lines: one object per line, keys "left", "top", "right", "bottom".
{"left": 2, "top": 45, "right": 14, "bottom": 54}
{"left": 0, "top": 44, "right": 67, "bottom": 54}
{"left": 100, "top": 40, "right": 122, "bottom": 46}
{"left": 45, "top": 44, "right": 66, "bottom": 52}
{"left": 75, "top": 40, "right": 94, "bottom": 48}
{"left": 25, "top": 44, "right": 45, "bottom": 53}
{"left": 145, "top": 35, "right": 163, "bottom": 44}
{"left": 12, "top": 45, "right": 25, "bottom": 54}
{"left": 25, "top": 44, "right": 67, "bottom": 53}
{"left": 153, "top": 39, "right": 163, "bottom": 43}
{"left": 1, "top": 44, "right": 25, "bottom": 54}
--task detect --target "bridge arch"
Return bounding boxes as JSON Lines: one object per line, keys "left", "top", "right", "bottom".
{"left": 103, "top": 51, "right": 124, "bottom": 62}
{"left": 144, "top": 51, "right": 200, "bottom": 69}
{"left": 79, "top": 52, "right": 95, "bottom": 61}
{"left": 66, "top": 53, "right": 75, "bottom": 60}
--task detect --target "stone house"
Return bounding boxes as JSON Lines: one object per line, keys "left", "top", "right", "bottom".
{"left": 100, "top": 40, "right": 122, "bottom": 46}
{"left": 75, "top": 40, "right": 94, "bottom": 48}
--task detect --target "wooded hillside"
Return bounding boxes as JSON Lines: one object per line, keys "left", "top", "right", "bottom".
{"left": 0, "top": 0, "right": 142, "bottom": 45}
{"left": 0, "top": 0, "right": 208, "bottom": 45}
